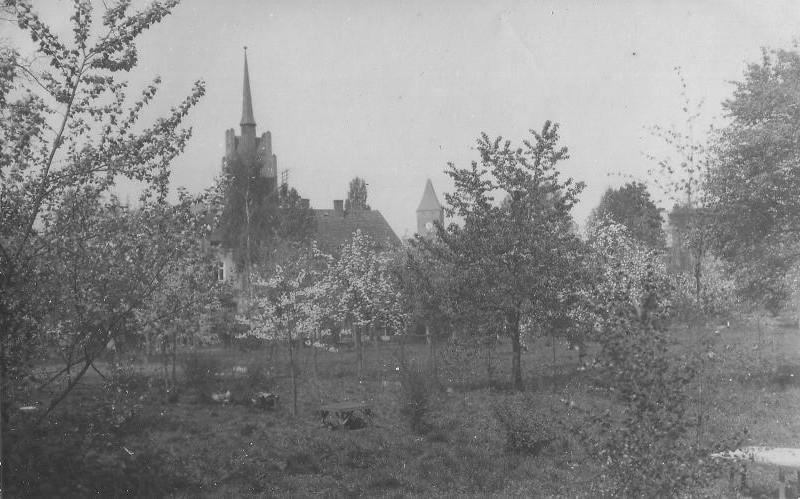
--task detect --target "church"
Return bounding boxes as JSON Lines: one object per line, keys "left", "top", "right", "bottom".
{"left": 213, "top": 52, "right": 445, "bottom": 284}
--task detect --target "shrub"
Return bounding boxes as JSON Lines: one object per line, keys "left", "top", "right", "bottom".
{"left": 103, "top": 365, "right": 156, "bottom": 431}
{"left": 399, "top": 364, "right": 434, "bottom": 433}
{"left": 670, "top": 257, "right": 737, "bottom": 322}
{"left": 493, "top": 395, "right": 557, "bottom": 456}
{"left": 577, "top": 221, "right": 737, "bottom": 495}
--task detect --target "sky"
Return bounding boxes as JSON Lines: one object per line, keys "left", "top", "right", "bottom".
{"left": 5, "top": 0, "right": 800, "bottom": 237}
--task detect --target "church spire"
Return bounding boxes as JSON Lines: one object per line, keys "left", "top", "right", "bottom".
{"left": 240, "top": 47, "right": 256, "bottom": 127}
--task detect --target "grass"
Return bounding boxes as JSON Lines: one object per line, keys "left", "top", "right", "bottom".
{"left": 6, "top": 317, "right": 800, "bottom": 496}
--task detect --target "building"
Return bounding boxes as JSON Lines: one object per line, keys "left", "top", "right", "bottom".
{"left": 214, "top": 51, "right": 400, "bottom": 285}
{"left": 416, "top": 178, "right": 444, "bottom": 237}
{"left": 313, "top": 201, "right": 400, "bottom": 254}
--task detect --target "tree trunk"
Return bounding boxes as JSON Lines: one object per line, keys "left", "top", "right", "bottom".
{"left": 171, "top": 329, "right": 177, "bottom": 389}
{"left": 552, "top": 333, "right": 557, "bottom": 394}
{"left": 312, "top": 328, "right": 319, "bottom": 381}
{"left": 288, "top": 328, "right": 297, "bottom": 417}
{"left": 162, "top": 335, "right": 169, "bottom": 393}
{"left": 399, "top": 331, "right": 406, "bottom": 368}
{"left": 486, "top": 337, "right": 493, "bottom": 388}
{"left": 508, "top": 310, "right": 523, "bottom": 390}
{"left": 373, "top": 326, "right": 379, "bottom": 369}
{"left": 430, "top": 328, "right": 437, "bottom": 381}
{"left": 354, "top": 325, "right": 363, "bottom": 380}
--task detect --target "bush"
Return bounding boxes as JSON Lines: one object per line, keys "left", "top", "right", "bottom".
{"left": 670, "top": 257, "right": 737, "bottom": 322}
{"left": 399, "top": 364, "right": 434, "bottom": 434}
{"left": 103, "top": 365, "right": 156, "bottom": 431}
{"left": 577, "top": 221, "right": 737, "bottom": 495}
{"left": 493, "top": 395, "right": 557, "bottom": 456}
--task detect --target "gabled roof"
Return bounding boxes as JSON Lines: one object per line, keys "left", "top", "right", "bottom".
{"left": 417, "top": 178, "right": 442, "bottom": 212}
{"left": 313, "top": 209, "right": 400, "bottom": 253}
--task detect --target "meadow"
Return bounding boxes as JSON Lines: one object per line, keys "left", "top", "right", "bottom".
{"left": 7, "top": 315, "right": 800, "bottom": 497}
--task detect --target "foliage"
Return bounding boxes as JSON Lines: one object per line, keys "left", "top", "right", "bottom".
{"left": 707, "top": 47, "right": 800, "bottom": 313}
{"left": 419, "top": 122, "right": 584, "bottom": 390}
{"left": 6, "top": 394, "right": 190, "bottom": 497}
{"left": 0, "top": 0, "right": 213, "bottom": 418}
{"left": 577, "top": 220, "right": 673, "bottom": 329}
{"left": 217, "top": 154, "right": 279, "bottom": 267}
{"left": 577, "top": 221, "right": 725, "bottom": 496}
{"left": 276, "top": 182, "right": 316, "bottom": 243}
{"left": 399, "top": 363, "right": 434, "bottom": 434}
{"left": 103, "top": 365, "right": 156, "bottom": 430}
{"left": 394, "top": 242, "right": 455, "bottom": 339}
{"left": 647, "top": 68, "right": 713, "bottom": 300}
{"left": 669, "top": 256, "right": 738, "bottom": 320}
{"left": 243, "top": 244, "right": 332, "bottom": 344}
{"left": 346, "top": 176, "right": 370, "bottom": 210}
{"left": 437, "top": 326, "right": 496, "bottom": 389}
{"left": 327, "top": 230, "right": 406, "bottom": 335}
{"left": 588, "top": 181, "right": 665, "bottom": 249}
{"left": 493, "top": 394, "right": 558, "bottom": 456}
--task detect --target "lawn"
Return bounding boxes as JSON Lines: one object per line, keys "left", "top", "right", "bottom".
{"left": 6, "top": 316, "right": 800, "bottom": 497}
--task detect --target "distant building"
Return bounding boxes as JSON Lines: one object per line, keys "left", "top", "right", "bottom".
{"left": 313, "top": 201, "right": 400, "bottom": 254}
{"left": 416, "top": 178, "right": 444, "bottom": 237}
{"left": 213, "top": 50, "right": 400, "bottom": 287}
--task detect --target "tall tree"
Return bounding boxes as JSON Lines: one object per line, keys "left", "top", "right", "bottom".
{"left": 647, "top": 69, "right": 713, "bottom": 299}
{"left": 217, "top": 154, "right": 279, "bottom": 268}
{"left": 422, "top": 122, "right": 584, "bottom": 390}
{"left": 588, "top": 182, "right": 665, "bottom": 249}
{"left": 346, "top": 176, "right": 370, "bottom": 210}
{"left": 708, "top": 47, "right": 800, "bottom": 312}
{"left": 243, "top": 246, "right": 331, "bottom": 416}
{"left": 0, "top": 0, "right": 208, "bottom": 416}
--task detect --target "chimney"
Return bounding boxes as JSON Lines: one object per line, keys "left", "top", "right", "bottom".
{"left": 334, "top": 200, "right": 344, "bottom": 213}
{"left": 300, "top": 198, "right": 310, "bottom": 209}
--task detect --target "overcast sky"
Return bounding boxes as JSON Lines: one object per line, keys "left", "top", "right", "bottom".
{"left": 6, "top": 1, "right": 800, "bottom": 236}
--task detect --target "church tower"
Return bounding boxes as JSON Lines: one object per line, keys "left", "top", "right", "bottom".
{"left": 416, "top": 179, "right": 444, "bottom": 236}
{"left": 223, "top": 48, "right": 277, "bottom": 187}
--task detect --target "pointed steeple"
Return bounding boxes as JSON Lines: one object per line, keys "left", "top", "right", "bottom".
{"left": 417, "top": 179, "right": 442, "bottom": 212}
{"left": 240, "top": 47, "right": 256, "bottom": 127}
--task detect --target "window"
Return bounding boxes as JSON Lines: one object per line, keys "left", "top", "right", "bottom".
{"left": 216, "top": 261, "right": 225, "bottom": 282}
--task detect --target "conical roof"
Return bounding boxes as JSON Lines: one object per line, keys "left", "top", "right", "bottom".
{"left": 240, "top": 48, "right": 256, "bottom": 127}
{"left": 417, "top": 179, "right": 442, "bottom": 212}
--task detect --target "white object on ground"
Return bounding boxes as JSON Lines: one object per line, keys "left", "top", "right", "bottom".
{"left": 712, "top": 447, "right": 800, "bottom": 469}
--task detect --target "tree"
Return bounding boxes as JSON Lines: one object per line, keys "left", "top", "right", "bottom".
{"left": 275, "top": 183, "right": 316, "bottom": 243}
{"left": 647, "top": 69, "right": 713, "bottom": 300}
{"left": 346, "top": 176, "right": 370, "bottom": 210}
{"left": 0, "top": 0, "right": 208, "bottom": 417}
{"left": 576, "top": 221, "right": 726, "bottom": 496}
{"left": 217, "top": 154, "right": 279, "bottom": 269}
{"left": 707, "top": 47, "right": 800, "bottom": 313}
{"left": 325, "top": 230, "right": 404, "bottom": 379}
{"left": 588, "top": 182, "right": 665, "bottom": 249}
{"left": 242, "top": 246, "right": 331, "bottom": 416}
{"left": 422, "top": 122, "right": 584, "bottom": 390}
{"left": 40, "top": 189, "right": 223, "bottom": 417}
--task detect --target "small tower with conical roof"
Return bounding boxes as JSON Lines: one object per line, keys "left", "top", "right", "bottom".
{"left": 416, "top": 179, "right": 444, "bottom": 236}
{"left": 223, "top": 48, "right": 277, "bottom": 185}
